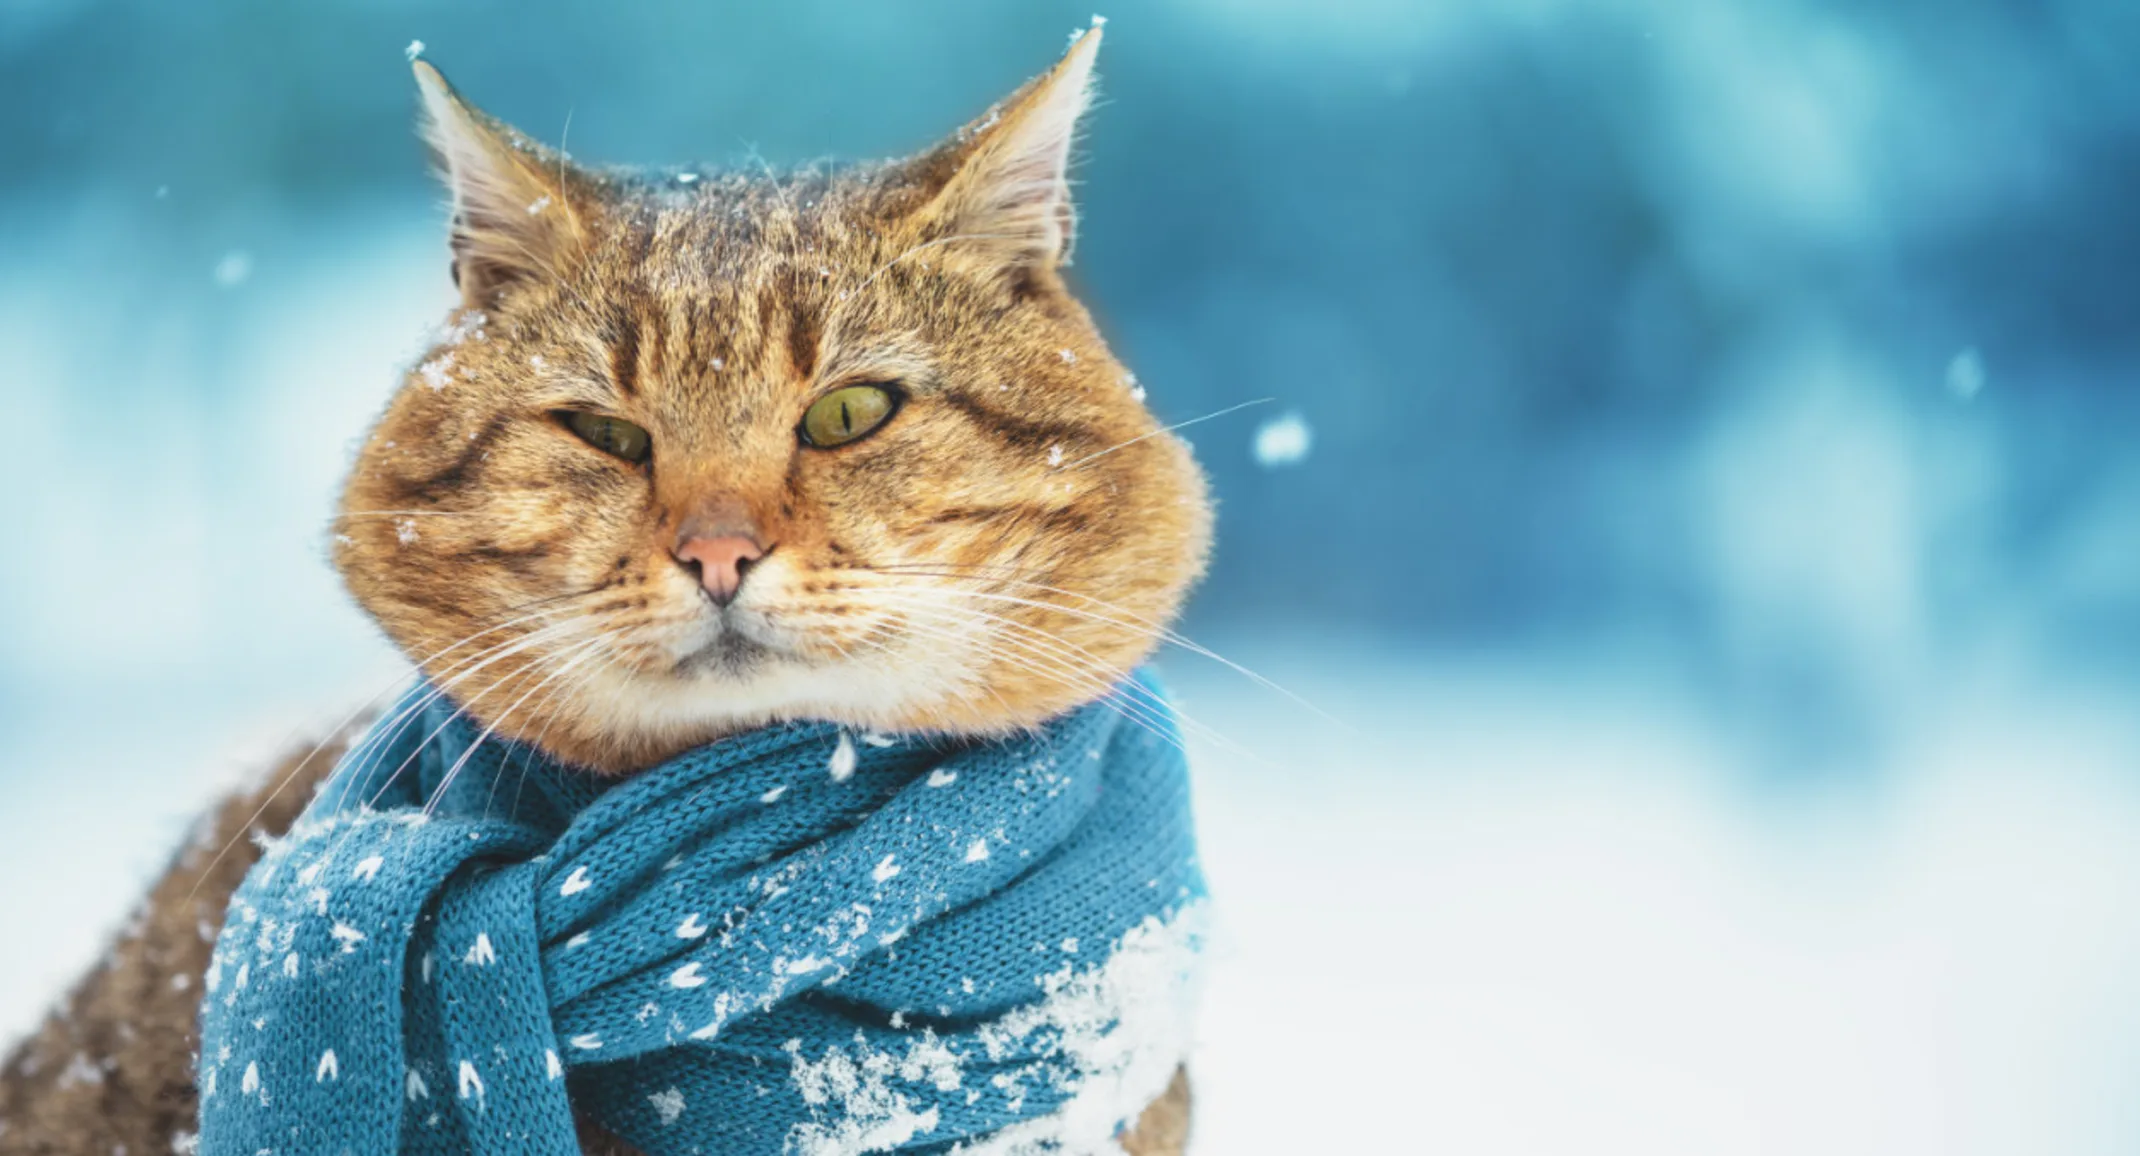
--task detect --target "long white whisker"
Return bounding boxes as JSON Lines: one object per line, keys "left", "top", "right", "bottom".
{"left": 430, "top": 636, "right": 611, "bottom": 818}
{"left": 1054, "top": 398, "right": 1273, "bottom": 471}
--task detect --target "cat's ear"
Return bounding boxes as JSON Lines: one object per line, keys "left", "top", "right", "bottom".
{"left": 913, "top": 25, "right": 1102, "bottom": 275}
{"left": 413, "top": 61, "right": 586, "bottom": 308}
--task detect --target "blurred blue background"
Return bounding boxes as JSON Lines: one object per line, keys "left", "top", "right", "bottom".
{"left": 5, "top": 1, "right": 2140, "bottom": 1152}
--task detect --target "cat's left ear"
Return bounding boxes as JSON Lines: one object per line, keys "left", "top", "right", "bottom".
{"left": 913, "top": 25, "right": 1103, "bottom": 275}
{"left": 413, "top": 61, "right": 587, "bottom": 308}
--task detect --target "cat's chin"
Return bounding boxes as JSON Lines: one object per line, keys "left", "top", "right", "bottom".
{"left": 511, "top": 641, "right": 972, "bottom": 775}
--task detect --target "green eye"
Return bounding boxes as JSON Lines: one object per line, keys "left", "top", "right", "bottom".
{"left": 562, "top": 411, "right": 652, "bottom": 464}
{"left": 800, "top": 384, "right": 900, "bottom": 449}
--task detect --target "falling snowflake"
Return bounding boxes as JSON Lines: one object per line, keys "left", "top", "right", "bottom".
{"left": 212, "top": 251, "right": 253, "bottom": 289}
{"left": 405, "top": 40, "right": 425, "bottom": 62}
{"left": 1252, "top": 412, "right": 1313, "bottom": 468}
{"left": 1946, "top": 347, "right": 1987, "bottom": 401}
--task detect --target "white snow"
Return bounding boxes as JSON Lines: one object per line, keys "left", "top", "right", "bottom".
{"left": 416, "top": 351, "right": 454, "bottom": 390}
{"left": 212, "top": 251, "right": 252, "bottom": 289}
{"left": 328, "top": 923, "right": 365, "bottom": 951}
{"left": 959, "top": 905, "right": 1206, "bottom": 1154}
{"left": 404, "top": 40, "right": 424, "bottom": 62}
{"left": 1946, "top": 347, "right": 1987, "bottom": 400}
{"left": 782, "top": 1035, "right": 948, "bottom": 1156}
{"left": 649, "top": 1086, "right": 687, "bottom": 1126}
{"left": 1250, "top": 412, "right": 1312, "bottom": 467}
{"left": 964, "top": 839, "right": 990, "bottom": 864}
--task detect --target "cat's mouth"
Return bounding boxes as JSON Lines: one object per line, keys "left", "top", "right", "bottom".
{"left": 671, "top": 629, "right": 781, "bottom": 679}
{"left": 663, "top": 590, "right": 826, "bottom": 682}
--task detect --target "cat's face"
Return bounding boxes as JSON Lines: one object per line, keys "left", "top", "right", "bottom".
{"left": 334, "top": 29, "right": 1211, "bottom": 773}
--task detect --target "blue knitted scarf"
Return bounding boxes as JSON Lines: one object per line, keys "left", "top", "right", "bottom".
{"left": 196, "top": 673, "right": 1204, "bottom": 1156}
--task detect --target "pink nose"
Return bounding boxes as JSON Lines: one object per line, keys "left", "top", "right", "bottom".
{"left": 673, "top": 535, "right": 765, "bottom": 606}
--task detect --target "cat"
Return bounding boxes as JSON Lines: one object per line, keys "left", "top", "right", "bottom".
{"left": 0, "top": 25, "right": 1208, "bottom": 1155}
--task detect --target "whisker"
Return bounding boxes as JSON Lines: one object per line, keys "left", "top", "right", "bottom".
{"left": 1054, "top": 397, "right": 1273, "bottom": 471}
{"left": 184, "top": 594, "right": 597, "bottom": 898}
{"left": 861, "top": 566, "right": 1345, "bottom": 731}
{"left": 879, "top": 597, "right": 1248, "bottom": 762}
{"left": 348, "top": 618, "right": 596, "bottom": 813}
{"left": 333, "top": 510, "right": 487, "bottom": 519}
{"left": 856, "top": 600, "right": 1193, "bottom": 757}
{"left": 429, "top": 636, "right": 611, "bottom": 817}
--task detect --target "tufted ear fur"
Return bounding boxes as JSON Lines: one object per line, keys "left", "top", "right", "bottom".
{"left": 413, "top": 61, "right": 586, "bottom": 309}
{"left": 915, "top": 25, "right": 1102, "bottom": 274}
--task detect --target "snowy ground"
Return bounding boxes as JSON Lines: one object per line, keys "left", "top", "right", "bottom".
{"left": 5, "top": 644, "right": 2140, "bottom": 1154}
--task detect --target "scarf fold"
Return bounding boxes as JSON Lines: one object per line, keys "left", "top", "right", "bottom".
{"left": 196, "top": 672, "right": 1205, "bottom": 1156}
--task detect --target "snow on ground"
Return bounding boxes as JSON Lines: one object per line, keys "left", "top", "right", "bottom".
{"left": 6, "top": 645, "right": 2140, "bottom": 1154}
{"left": 1172, "top": 650, "right": 2140, "bottom": 1155}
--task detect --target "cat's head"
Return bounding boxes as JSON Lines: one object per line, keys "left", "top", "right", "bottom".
{"left": 334, "top": 28, "right": 1212, "bottom": 774}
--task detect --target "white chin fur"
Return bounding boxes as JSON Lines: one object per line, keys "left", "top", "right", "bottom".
{"left": 569, "top": 565, "right": 996, "bottom": 745}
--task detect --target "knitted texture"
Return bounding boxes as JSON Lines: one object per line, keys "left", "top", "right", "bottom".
{"left": 194, "top": 671, "right": 1205, "bottom": 1156}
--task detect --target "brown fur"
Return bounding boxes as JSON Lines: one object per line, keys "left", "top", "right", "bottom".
{"left": 342, "top": 27, "right": 1210, "bottom": 774}
{"left": 4, "top": 28, "right": 1205, "bottom": 1154}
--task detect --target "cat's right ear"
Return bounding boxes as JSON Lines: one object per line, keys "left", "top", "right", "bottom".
{"left": 413, "top": 62, "right": 585, "bottom": 309}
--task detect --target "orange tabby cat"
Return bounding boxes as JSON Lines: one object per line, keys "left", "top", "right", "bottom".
{"left": 0, "top": 27, "right": 1207, "bottom": 1155}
